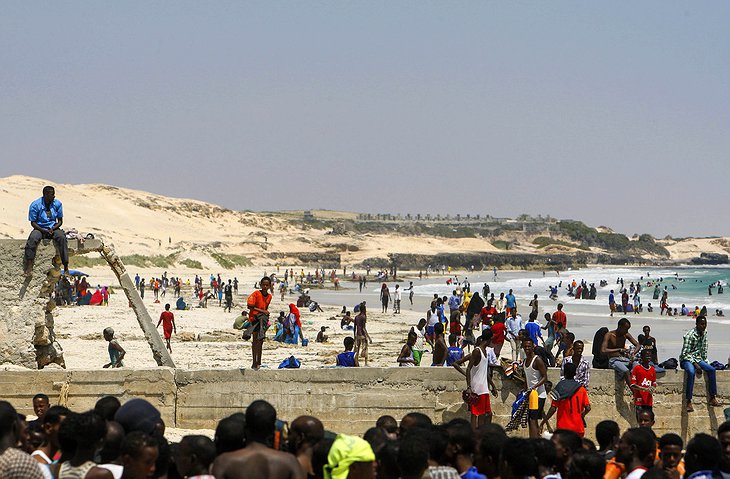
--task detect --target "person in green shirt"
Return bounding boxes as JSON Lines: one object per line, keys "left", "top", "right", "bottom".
{"left": 679, "top": 316, "right": 721, "bottom": 412}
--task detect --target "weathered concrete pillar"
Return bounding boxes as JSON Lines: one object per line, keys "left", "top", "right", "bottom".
{"left": 0, "top": 239, "right": 65, "bottom": 368}
{"left": 99, "top": 243, "right": 175, "bottom": 368}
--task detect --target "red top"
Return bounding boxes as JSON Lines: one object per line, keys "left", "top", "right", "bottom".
{"left": 480, "top": 307, "right": 497, "bottom": 325}
{"left": 160, "top": 311, "right": 174, "bottom": 327}
{"left": 247, "top": 290, "right": 272, "bottom": 321}
{"left": 552, "top": 310, "right": 567, "bottom": 329}
{"left": 630, "top": 364, "right": 656, "bottom": 406}
{"left": 160, "top": 310, "right": 174, "bottom": 336}
{"left": 449, "top": 318, "right": 462, "bottom": 335}
{"left": 551, "top": 386, "right": 590, "bottom": 436}
{"left": 491, "top": 322, "right": 506, "bottom": 344}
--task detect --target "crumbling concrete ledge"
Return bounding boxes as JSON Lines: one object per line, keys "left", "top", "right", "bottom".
{"left": 0, "top": 367, "right": 725, "bottom": 440}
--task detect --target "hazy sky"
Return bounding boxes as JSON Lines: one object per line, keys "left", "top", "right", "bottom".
{"left": 2, "top": 2, "right": 729, "bottom": 237}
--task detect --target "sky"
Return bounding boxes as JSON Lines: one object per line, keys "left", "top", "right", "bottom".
{"left": 1, "top": 2, "right": 729, "bottom": 238}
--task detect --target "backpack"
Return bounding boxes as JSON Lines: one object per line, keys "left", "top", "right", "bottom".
{"left": 659, "top": 358, "right": 678, "bottom": 370}
{"left": 592, "top": 327, "right": 610, "bottom": 369}
{"left": 278, "top": 356, "right": 301, "bottom": 369}
{"left": 710, "top": 361, "right": 726, "bottom": 371}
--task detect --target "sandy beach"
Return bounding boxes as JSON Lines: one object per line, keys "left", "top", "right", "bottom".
{"left": 1, "top": 176, "right": 727, "bottom": 371}
{"left": 50, "top": 266, "right": 730, "bottom": 372}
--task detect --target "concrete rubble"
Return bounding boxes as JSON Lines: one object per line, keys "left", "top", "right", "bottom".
{"left": 0, "top": 238, "right": 173, "bottom": 369}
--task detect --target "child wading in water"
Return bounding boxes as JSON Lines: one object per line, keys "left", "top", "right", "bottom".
{"left": 103, "top": 327, "right": 126, "bottom": 368}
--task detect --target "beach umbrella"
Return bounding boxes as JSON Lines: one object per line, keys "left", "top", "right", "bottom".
{"left": 67, "top": 270, "right": 89, "bottom": 277}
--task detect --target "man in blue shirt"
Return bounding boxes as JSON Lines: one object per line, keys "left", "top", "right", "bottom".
{"left": 448, "top": 290, "right": 461, "bottom": 313}
{"left": 608, "top": 290, "right": 616, "bottom": 317}
{"left": 505, "top": 289, "right": 517, "bottom": 316}
{"left": 525, "top": 314, "right": 544, "bottom": 346}
{"left": 24, "top": 186, "right": 69, "bottom": 276}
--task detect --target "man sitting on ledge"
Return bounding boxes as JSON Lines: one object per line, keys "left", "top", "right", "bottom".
{"left": 24, "top": 185, "right": 69, "bottom": 277}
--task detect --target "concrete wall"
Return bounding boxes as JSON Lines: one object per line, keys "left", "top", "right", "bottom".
{"left": 0, "top": 240, "right": 60, "bottom": 369}
{"left": 0, "top": 367, "right": 726, "bottom": 440}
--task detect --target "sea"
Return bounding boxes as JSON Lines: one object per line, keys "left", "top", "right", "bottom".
{"left": 309, "top": 265, "right": 730, "bottom": 361}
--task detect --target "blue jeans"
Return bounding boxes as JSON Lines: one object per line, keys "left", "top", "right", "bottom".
{"left": 680, "top": 360, "right": 717, "bottom": 401}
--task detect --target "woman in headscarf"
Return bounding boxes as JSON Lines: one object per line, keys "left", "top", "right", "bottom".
{"left": 78, "top": 277, "right": 89, "bottom": 297}
{"left": 284, "top": 303, "right": 305, "bottom": 345}
{"left": 465, "top": 292, "right": 484, "bottom": 331}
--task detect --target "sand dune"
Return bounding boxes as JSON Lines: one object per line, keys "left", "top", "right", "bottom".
{"left": 0, "top": 175, "right": 726, "bottom": 267}
{"left": 0, "top": 176, "right": 512, "bottom": 268}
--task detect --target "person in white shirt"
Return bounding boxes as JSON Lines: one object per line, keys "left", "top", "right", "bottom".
{"left": 496, "top": 293, "right": 506, "bottom": 313}
{"left": 505, "top": 310, "right": 524, "bottom": 361}
{"left": 393, "top": 285, "right": 402, "bottom": 314}
{"left": 411, "top": 318, "right": 428, "bottom": 366}
{"left": 452, "top": 330, "right": 498, "bottom": 429}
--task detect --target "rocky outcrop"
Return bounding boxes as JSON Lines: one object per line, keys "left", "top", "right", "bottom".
{"left": 358, "top": 252, "right": 650, "bottom": 271}
{"left": 266, "top": 252, "right": 341, "bottom": 268}
{"left": 690, "top": 253, "right": 729, "bottom": 265}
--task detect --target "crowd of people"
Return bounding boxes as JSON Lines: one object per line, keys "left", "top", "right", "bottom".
{"left": 358, "top": 283, "right": 723, "bottom": 435}
{"left": 3, "top": 392, "right": 730, "bottom": 479}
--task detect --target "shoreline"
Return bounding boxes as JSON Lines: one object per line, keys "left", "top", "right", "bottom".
{"left": 44, "top": 264, "right": 729, "bottom": 372}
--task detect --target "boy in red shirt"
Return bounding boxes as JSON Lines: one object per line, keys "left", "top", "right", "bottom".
{"left": 541, "top": 361, "right": 591, "bottom": 436}
{"left": 480, "top": 301, "right": 497, "bottom": 331}
{"left": 156, "top": 303, "right": 176, "bottom": 353}
{"left": 630, "top": 348, "right": 657, "bottom": 421}
{"left": 490, "top": 314, "right": 506, "bottom": 357}
{"left": 552, "top": 303, "right": 567, "bottom": 330}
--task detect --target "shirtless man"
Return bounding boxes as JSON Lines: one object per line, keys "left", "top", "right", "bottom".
{"left": 212, "top": 400, "right": 304, "bottom": 479}
{"left": 432, "top": 322, "right": 448, "bottom": 366}
{"left": 354, "top": 305, "right": 371, "bottom": 366}
{"left": 601, "top": 318, "right": 640, "bottom": 386}
{"left": 288, "top": 416, "right": 324, "bottom": 477}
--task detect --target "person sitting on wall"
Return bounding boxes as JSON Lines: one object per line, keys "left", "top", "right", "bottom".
{"left": 24, "top": 185, "right": 69, "bottom": 277}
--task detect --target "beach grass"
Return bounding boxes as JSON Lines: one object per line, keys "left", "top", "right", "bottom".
{"left": 492, "top": 240, "right": 512, "bottom": 250}
{"left": 180, "top": 259, "right": 204, "bottom": 269}
{"left": 69, "top": 255, "right": 108, "bottom": 268}
{"left": 532, "top": 236, "right": 590, "bottom": 251}
{"left": 120, "top": 253, "right": 180, "bottom": 268}
{"left": 211, "top": 253, "right": 252, "bottom": 269}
